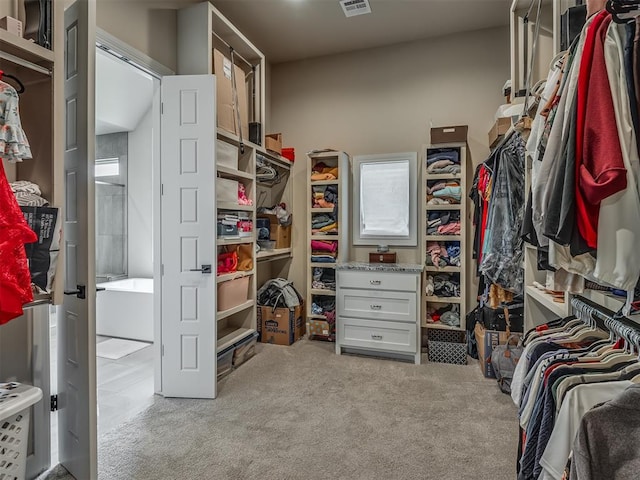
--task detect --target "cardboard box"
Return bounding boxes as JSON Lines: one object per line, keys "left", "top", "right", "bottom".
{"left": 213, "top": 49, "right": 249, "bottom": 138}
{"left": 265, "top": 133, "right": 282, "bottom": 154}
{"left": 474, "top": 322, "right": 522, "bottom": 378}
{"left": 257, "top": 304, "right": 305, "bottom": 345}
{"left": 430, "top": 125, "right": 468, "bottom": 144}
{"left": 488, "top": 117, "right": 512, "bottom": 148}
{"left": 258, "top": 213, "right": 291, "bottom": 249}
{"left": 0, "top": 16, "right": 23, "bottom": 37}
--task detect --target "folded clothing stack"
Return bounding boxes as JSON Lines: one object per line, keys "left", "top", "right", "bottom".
{"left": 312, "top": 213, "right": 338, "bottom": 234}
{"left": 427, "top": 180, "right": 462, "bottom": 204}
{"left": 10, "top": 181, "right": 49, "bottom": 206}
{"left": 426, "top": 148, "right": 462, "bottom": 175}
{"left": 427, "top": 211, "right": 461, "bottom": 235}
{"left": 426, "top": 304, "right": 460, "bottom": 327}
{"left": 312, "top": 267, "right": 336, "bottom": 291}
{"left": 426, "top": 273, "right": 460, "bottom": 298}
{"left": 426, "top": 241, "right": 461, "bottom": 267}
{"left": 311, "top": 240, "right": 338, "bottom": 263}
{"left": 310, "top": 161, "right": 339, "bottom": 181}
{"left": 311, "top": 296, "right": 336, "bottom": 325}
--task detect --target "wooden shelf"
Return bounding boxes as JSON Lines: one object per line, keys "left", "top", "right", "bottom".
{"left": 424, "top": 265, "right": 461, "bottom": 273}
{"left": 310, "top": 235, "right": 339, "bottom": 241}
{"left": 217, "top": 327, "right": 256, "bottom": 353}
{"left": 309, "top": 262, "right": 336, "bottom": 268}
{"left": 217, "top": 236, "right": 254, "bottom": 246}
{"left": 217, "top": 202, "right": 254, "bottom": 212}
{"left": 308, "top": 151, "right": 340, "bottom": 159}
{"left": 217, "top": 270, "right": 255, "bottom": 284}
{"left": 310, "top": 179, "right": 339, "bottom": 186}
{"left": 311, "top": 208, "right": 334, "bottom": 213}
{"left": 256, "top": 149, "right": 293, "bottom": 169}
{"left": 425, "top": 173, "right": 461, "bottom": 180}
{"left": 425, "top": 235, "right": 462, "bottom": 241}
{"left": 256, "top": 248, "right": 292, "bottom": 262}
{"left": 216, "top": 299, "right": 255, "bottom": 321}
{"left": 310, "top": 289, "right": 336, "bottom": 297}
{"left": 216, "top": 128, "right": 262, "bottom": 151}
{"left": 0, "top": 30, "right": 55, "bottom": 68}
{"left": 525, "top": 285, "right": 567, "bottom": 317}
{"left": 217, "top": 165, "right": 254, "bottom": 181}
{"left": 425, "top": 296, "right": 463, "bottom": 304}
{"left": 423, "top": 322, "right": 465, "bottom": 331}
{"left": 425, "top": 204, "right": 461, "bottom": 211}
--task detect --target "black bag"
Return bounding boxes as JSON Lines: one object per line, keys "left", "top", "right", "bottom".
{"left": 465, "top": 306, "right": 482, "bottom": 359}
{"left": 482, "top": 302, "right": 524, "bottom": 333}
{"left": 21, "top": 206, "right": 61, "bottom": 292}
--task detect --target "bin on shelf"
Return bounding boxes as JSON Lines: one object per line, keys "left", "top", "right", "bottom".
{"left": 0, "top": 382, "right": 43, "bottom": 480}
{"left": 217, "top": 276, "right": 250, "bottom": 312}
{"left": 426, "top": 328, "right": 467, "bottom": 365}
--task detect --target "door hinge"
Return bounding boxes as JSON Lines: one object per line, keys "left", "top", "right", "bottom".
{"left": 161, "top": 344, "right": 165, "bottom": 356}
{"left": 161, "top": 264, "right": 164, "bottom": 276}
{"left": 161, "top": 102, "right": 164, "bottom": 115}
{"left": 161, "top": 184, "right": 164, "bottom": 196}
{"left": 50, "top": 394, "right": 58, "bottom": 412}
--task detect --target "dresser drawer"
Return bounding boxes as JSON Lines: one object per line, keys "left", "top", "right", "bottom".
{"left": 338, "top": 317, "right": 417, "bottom": 353}
{"left": 338, "top": 289, "right": 417, "bottom": 323}
{"left": 337, "top": 270, "right": 419, "bottom": 292}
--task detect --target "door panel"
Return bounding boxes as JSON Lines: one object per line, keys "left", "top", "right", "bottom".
{"left": 60, "top": 2, "right": 97, "bottom": 479}
{"left": 160, "top": 75, "right": 216, "bottom": 399}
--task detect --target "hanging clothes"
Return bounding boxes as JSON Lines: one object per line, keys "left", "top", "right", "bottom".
{"left": 0, "top": 79, "right": 37, "bottom": 324}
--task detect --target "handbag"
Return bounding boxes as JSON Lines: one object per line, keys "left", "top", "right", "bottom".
{"left": 234, "top": 243, "right": 253, "bottom": 271}
{"left": 490, "top": 335, "right": 524, "bottom": 394}
{"left": 217, "top": 249, "right": 238, "bottom": 274}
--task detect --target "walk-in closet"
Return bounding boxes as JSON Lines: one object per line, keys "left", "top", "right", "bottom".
{"left": 1, "top": 0, "right": 639, "bottom": 479}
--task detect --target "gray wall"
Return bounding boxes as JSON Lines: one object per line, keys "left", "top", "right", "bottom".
{"left": 96, "top": 132, "right": 128, "bottom": 280}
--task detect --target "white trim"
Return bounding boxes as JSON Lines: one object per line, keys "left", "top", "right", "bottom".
{"left": 96, "top": 28, "right": 174, "bottom": 78}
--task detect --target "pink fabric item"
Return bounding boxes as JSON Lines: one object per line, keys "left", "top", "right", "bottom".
{"left": 311, "top": 240, "right": 337, "bottom": 252}
{"left": 427, "top": 241, "right": 448, "bottom": 266}
{"left": 437, "top": 222, "right": 461, "bottom": 235}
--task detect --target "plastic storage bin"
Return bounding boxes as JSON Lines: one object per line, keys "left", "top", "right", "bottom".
{"left": 217, "top": 346, "right": 234, "bottom": 379}
{"left": 233, "top": 331, "right": 258, "bottom": 367}
{"left": 0, "top": 382, "right": 43, "bottom": 480}
{"left": 217, "top": 276, "right": 250, "bottom": 312}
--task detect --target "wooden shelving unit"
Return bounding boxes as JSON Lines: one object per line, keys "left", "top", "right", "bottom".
{"left": 420, "top": 143, "right": 470, "bottom": 331}
{"left": 306, "top": 151, "right": 350, "bottom": 341}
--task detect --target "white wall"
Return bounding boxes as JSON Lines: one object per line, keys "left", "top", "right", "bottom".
{"left": 127, "top": 105, "right": 154, "bottom": 278}
{"left": 271, "top": 26, "right": 510, "bottom": 301}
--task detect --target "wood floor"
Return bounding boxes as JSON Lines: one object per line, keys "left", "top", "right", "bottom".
{"left": 50, "top": 333, "right": 156, "bottom": 462}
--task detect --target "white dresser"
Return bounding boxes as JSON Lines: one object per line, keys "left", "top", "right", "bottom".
{"left": 335, "top": 263, "right": 423, "bottom": 364}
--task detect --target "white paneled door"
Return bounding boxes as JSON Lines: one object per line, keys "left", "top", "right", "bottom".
{"left": 160, "top": 75, "right": 217, "bottom": 398}
{"left": 61, "top": 1, "right": 97, "bottom": 479}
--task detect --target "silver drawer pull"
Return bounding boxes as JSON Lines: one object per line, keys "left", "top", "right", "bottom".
{"left": 370, "top": 280, "right": 381, "bottom": 285}
{"left": 370, "top": 305, "right": 382, "bottom": 310}
{"left": 371, "top": 334, "right": 383, "bottom": 341}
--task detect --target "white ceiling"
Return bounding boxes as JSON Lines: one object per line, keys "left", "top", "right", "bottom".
{"left": 95, "top": 48, "right": 155, "bottom": 135}
{"left": 212, "top": 0, "right": 512, "bottom": 64}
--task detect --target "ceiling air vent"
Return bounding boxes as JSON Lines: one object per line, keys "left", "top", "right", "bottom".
{"left": 339, "top": 0, "right": 372, "bottom": 18}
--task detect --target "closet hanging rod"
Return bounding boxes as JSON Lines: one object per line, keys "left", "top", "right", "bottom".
{"left": 0, "top": 51, "right": 51, "bottom": 76}
{"left": 211, "top": 31, "right": 256, "bottom": 72}
{"left": 572, "top": 295, "right": 640, "bottom": 333}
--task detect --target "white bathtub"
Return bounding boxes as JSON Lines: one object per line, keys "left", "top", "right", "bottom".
{"left": 96, "top": 278, "right": 153, "bottom": 342}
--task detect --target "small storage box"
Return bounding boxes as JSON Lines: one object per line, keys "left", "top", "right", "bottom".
{"left": 217, "top": 346, "right": 234, "bottom": 379}
{"left": 237, "top": 212, "right": 253, "bottom": 237}
{"left": 307, "top": 319, "right": 333, "bottom": 340}
{"left": 265, "top": 133, "right": 282, "bottom": 154}
{"left": 233, "top": 331, "right": 258, "bottom": 366}
{"left": 430, "top": 125, "right": 468, "bottom": 145}
{"left": 426, "top": 328, "right": 467, "bottom": 365}
{"left": 216, "top": 140, "right": 239, "bottom": 170}
{"left": 217, "top": 276, "right": 250, "bottom": 312}
{"left": 217, "top": 223, "right": 239, "bottom": 237}
{"left": 0, "top": 383, "right": 43, "bottom": 480}
{"left": 216, "top": 178, "right": 238, "bottom": 203}
{"left": 281, "top": 147, "right": 295, "bottom": 162}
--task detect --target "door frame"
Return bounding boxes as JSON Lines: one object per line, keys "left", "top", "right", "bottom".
{"left": 93, "top": 29, "right": 172, "bottom": 394}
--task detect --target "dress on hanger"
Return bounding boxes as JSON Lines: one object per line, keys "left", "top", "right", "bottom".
{"left": 0, "top": 79, "right": 37, "bottom": 324}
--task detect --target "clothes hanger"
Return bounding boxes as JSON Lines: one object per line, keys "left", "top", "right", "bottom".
{"left": 0, "top": 70, "right": 25, "bottom": 94}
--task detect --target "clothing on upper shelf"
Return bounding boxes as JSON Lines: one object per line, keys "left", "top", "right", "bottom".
{"left": 10, "top": 181, "right": 48, "bottom": 206}
{"left": 426, "top": 273, "right": 460, "bottom": 298}
{"left": 312, "top": 267, "right": 336, "bottom": 291}
{"left": 427, "top": 211, "right": 460, "bottom": 234}
{"left": 0, "top": 80, "right": 31, "bottom": 162}
{"left": 310, "top": 161, "right": 338, "bottom": 181}
{"left": 425, "top": 303, "right": 460, "bottom": 327}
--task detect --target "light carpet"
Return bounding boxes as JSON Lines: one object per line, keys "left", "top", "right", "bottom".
{"left": 96, "top": 338, "right": 151, "bottom": 360}
{"left": 47, "top": 339, "right": 519, "bottom": 480}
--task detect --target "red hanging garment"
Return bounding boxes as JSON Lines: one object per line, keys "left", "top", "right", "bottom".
{"left": 0, "top": 160, "right": 37, "bottom": 324}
